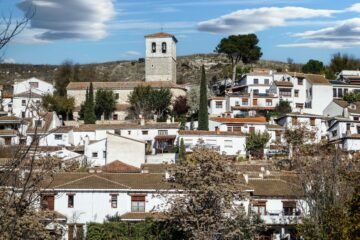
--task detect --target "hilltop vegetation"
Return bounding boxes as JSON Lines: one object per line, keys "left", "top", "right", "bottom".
{"left": 0, "top": 54, "right": 293, "bottom": 86}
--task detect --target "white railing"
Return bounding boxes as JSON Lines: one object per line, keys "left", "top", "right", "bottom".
{"left": 260, "top": 210, "right": 301, "bottom": 225}
{"left": 146, "top": 153, "right": 176, "bottom": 164}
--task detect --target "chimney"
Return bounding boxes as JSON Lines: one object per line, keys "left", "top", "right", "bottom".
{"left": 215, "top": 126, "right": 220, "bottom": 135}
{"left": 140, "top": 118, "right": 145, "bottom": 126}
{"left": 172, "top": 116, "right": 175, "bottom": 123}
{"left": 344, "top": 108, "right": 349, "bottom": 118}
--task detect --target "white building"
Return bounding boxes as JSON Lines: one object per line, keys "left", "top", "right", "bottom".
{"left": 276, "top": 112, "right": 328, "bottom": 143}
{"left": 209, "top": 116, "right": 268, "bottom": 134}
{"left": 323, "top": 100, "right": 360, "bottom": 121}
{"left": 327, "top": 117, "right": 360, "bottom": 151}
{"left": 179, "top": 130, "right": 246, "bottom": 156}
{"left": 208, "top": 97, "right": 226, "bottom": 116}
{"left": 233, "top": 72, "right": 274, "bottom": 95}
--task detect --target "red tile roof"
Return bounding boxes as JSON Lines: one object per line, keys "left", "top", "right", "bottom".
{"left": 209, "top": 117, "right": 267, "bottom": 123}
{"left": 179, "top": 130, "right": 244, "bottom": 137}
{"left": 144, "top": 32, "right": 177, "bottom": 42}
{"left": 102, "top": 160, "right": 141, "bottom": 173}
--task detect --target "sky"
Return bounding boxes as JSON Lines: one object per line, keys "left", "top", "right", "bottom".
{"left": 0, "top": 0, "right": 360, "bottom": 65}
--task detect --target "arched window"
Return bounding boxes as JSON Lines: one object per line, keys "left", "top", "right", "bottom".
{"left": 162, "top": 42, "right": 167, "bottom": 53}
{"left": 151, "top": 42, "right": 156, "bottom": 53}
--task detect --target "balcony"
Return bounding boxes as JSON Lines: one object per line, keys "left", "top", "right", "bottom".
{"left": 260, "top": 210, "right": 301, "bottom": 225}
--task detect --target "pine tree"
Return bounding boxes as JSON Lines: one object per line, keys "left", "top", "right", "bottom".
{"left": 179, "top": 138, "right": 186, "bottom": 163}
{"left": 84, "top": 82, "right": 96, "bottom": 124}
{"left": 198, "top": 65, "right": 208, "bottom": 130}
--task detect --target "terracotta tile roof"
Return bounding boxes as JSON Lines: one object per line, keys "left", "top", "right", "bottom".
{"left": 27, "top": 112, "right": 55, "bottom": 134}
{"left": 333, "top": 100, "right": 360, "bottom": 114}
{"left": 13, "top": 91, "right": 43, "bottom": 98}
{"left": 231, "top": 106, "right": 275, "bottom": 111}
{"left": 102, "top": 160, "right": 141, "bottom": 173}
{"left": 141, "top": 164, "right": 170, "bottom": 173}
{"left": 0, "top": 129, "right": 18, "bottom": 136}
{"left": 0, "top": 116, "right": 23, "bottom": 122}
{"left": 286, "top": 72, "right": 306, "bottom": 78}
{"left": 274, "top": 81, "right": 293, "bottom": 87}
{"left": 144, "top": 32, "right": 177, "bottom": 42}
{"left": 120, "top": 212, "right": 166, "bottom": 221}
{"left": 66, "top": 81, "right": 186, "bottom": 91}
{"left": 46, "top": 172, "right": 169, "bottom": 190}
{"left": 344, "top": 134, "right": 360, "bottom": 139}
{"left": 305, "top": 74, "right": 330, "bottom": 85}
{"left": 266, "top": 124, "right": 284, "bottom": 130}
{"left": 248, "top": 179, "right": 300, "bottom": 197}
{"left": 154, "top": 135, "right": 177, "bottom": 140}
{"left": 209, "top": 116, "right": 267, "bottom": 123}
{"left": 179, "top": 130, "right": 244, "bottom": 137}
{"left": 49, "top": 126, "right": 73, "bottom": 134}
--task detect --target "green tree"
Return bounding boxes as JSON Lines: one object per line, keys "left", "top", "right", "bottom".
{"left": 274, "top": 100, "right": 292, "bottom": 116}
{"left": 198, "top": 65, "right": 208, "bottom": 130}
{"left": 128, "top": 85, "right": 172, "bottom": 120}
{"left": 165, "top": 148, "right": 263, "bottom": 239}
{"left": 330, "top": 53, "right": 360, "bottom": 74}
{"left": 246, "top": 132, "right": 270, "bottom": 159}
{"left": 178, "top": 138, "right": 186, "bottom": 163}
{"left": 42, "top": 94, "right": 75, "bottom": 120}
{"left": 302, "top": 59, "right": 324, "bottom": 74}
{"left": 343, "top": 92, "right": 360, "bottom": 103}
{"left": 54, "top": 60, "right": 73, "bottom": 96}
{"left": 95, "top": 89, "right": 116, "bottom": 120}
{"left": 216, "top": 34, "right": 262, "bottom": 85}
{"left": 84, "top": 83, "right": 96, "bottom": 124}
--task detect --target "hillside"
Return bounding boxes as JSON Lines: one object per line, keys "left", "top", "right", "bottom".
{"left": 0, "top": 53, "right": 293, "bottom": 86}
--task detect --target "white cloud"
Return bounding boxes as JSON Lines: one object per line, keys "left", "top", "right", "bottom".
{"left": 279, "top": 18, "right": 360, "bottom": 49}
{"left": 126, "top": 51, "right": 141, "bottom": 56}
{"left": 1, "top": 58, "right": 16, "bottom": 64}
{"left": 17, "top": 0, "right": 116, "bottom": 41}
{"left": 197, "top": 6, "right": 339, "bottom": 34}
{"left": 347, "top": 3, "right": 360, "bottom": 12}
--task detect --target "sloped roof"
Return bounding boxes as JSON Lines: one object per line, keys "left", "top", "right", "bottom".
{"left": 248, "top": 179, "right": 300, "bottom": 197}
{"left": 46, "top": 172, "right": 169, "bottom": 190}
{"left": 13, "top": 91, "right": 43, "bottom": 98}
{"left": 102, "top": 160, "right": 141, "bottom": 173}
{"left": 141, "top": 164, "right": 169, "bottom": 173}
{"left": 305, "top": 74, "right": 330, "bottom": 85}
{"left": 27, "top": 112, "right": 55, "bottom": 134}
{"left": 266, "top": 124, "right": 285, "bottom": 130}
{"left": 209, "top": 116, "right": 267, "bottom": 123}
{"left": 274, "top": 81, "right": 293, "bottom": 87}
{"left": 0, "top": 129, "right": 18, "bottom": 136}
{"left": 49, "top": 126, "right": 74, "bottom": 134}
{"left": 179, "top": 130, "right": 245, "bottom": 137}
{"left": 66, "top": 81, "right": 186, "bottom": 91}
{"left": 0, "top": 116, "right": 23, "bottom": 123}
{"left": 333, "top": 99, "right": 360, "bottom": 114}
{"left": 144, "top": 32, "right": 177, "bottom": 42}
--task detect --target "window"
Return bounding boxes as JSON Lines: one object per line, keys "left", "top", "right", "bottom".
{"left": 332, "top": 130, "right": 337, "bottom": 137}
{"left": 344, "top": 88, "right": 349, "bottom": 95}
{"left": 292, "top": 117, "right": 298, "bottom": 125}
{"left": 296, "top": 103, "right": 304, "bottom": 109}
{"left": 333, "top": 88, "right": 337, "bottom": 97}
{"left": 215, "top": 101, "right": 223, "bottom": 109}
{"left": 338, "top": 88, "right": 343, "bottom": 98}
{"left": 92, "top": 152, "right": 98, "bottom": 158}
{"left": 128, "top": 130, "right": 131, "bottom": 135}
{"left": 54, "top": 134, "right": 62, "bottom": 140}
{"left": 279, "top": 88, "right": 291, "bottom": 97}
{"left": 21, "top": 111, "right": 25, "bottom": 118}
{"left": 305, "top": 102, "right": 312, "bottom": 109}
{"left": 253, "top": 89, "right": 259, "bottom": 95}
{"left": 22, "top": 100, "right": 26, "bottom": 106}
{"left": 142, "top": 130, "right": 148, "bottom": 135}
{"left": 253, "top": 79, "right": 259, "bottom": 84}
{"left": 253, "top": 99, "right": 258, "bottom": 106}
{"left": 103, "top": 151, "right": 106, "bottom": 158}
{"left": 242, "top": 98, "right": 249, "bottom": 106}
{"left": 29, "top": 82, "right": 39, "bottom": 88}
{"left": 298, "top": 78, "right": 303, "bottom": 85}
{"left": 158, "top": 130, "right": 168, "bottom": 135}
{"left": 309, "top": 87, "right": 312, "bottom": 97}
{"left": 41, "top": 194, "right": 55, "bottom": 210}
{"left": 354, "top": 117, "right": 359, "bottom": 121}
{"left": 227, "top": 126, "right": 241, "bottom": 132}
{"left": 283, "top": 201, "right": 296, "bottom": 216}
{"left": 235, "top": 101, "right": 240, "bottom": 106}
{"left": 266, "top": 99, "right": 272, "bottom": 106}
{"left": 253, "top": 201, "right": 266, "bottom": 215}
{"left": 264, "top": 79, "right": 270, "bottom": 85}
{"left": 115, "top": 93, "right": 119, "bottom": 99}
{"left": 131, "top": 195, "right": 145, "bottom": 212}
{"left": 113, "top": 114, "right": 118, "bottom": 120}
{"left": 357, "top": 126, "right": 360, "bottom": 134}
{"left": 151, "top": 42, "right": 156, "bottom": 53}
{"left": 110, "top": 194, "right": 118, "bottom": 208}
{"left": 162, "top": 42, "right": 167, "bottom": 53}
{"left": 35, "top": 120, "right": 42, "bottom": 127}
{"left": 249, "top": 127, "right": 255, "bottom": 134}
{"left": 295, "top": 90, "right": 299, "bottom": 97}
{"left": 310, "top": 118, "right": 315, "bottom": 126}
{"left": 224, "top": 140, "right": 233, "bottom": 148}
{"left": 347, "top": 123, "right": 351, "bottom": 131}
{"left": 68, "top": 194, "right": 74, "bottom": 208}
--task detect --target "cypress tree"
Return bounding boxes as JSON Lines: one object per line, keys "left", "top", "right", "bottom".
{"left": 198, "top": 65, "right": 208, "bottom": 130}
{"left": 84, "top": 82, "right": 96, "bottom": 124}
{"left": 179, "top": 138, "right": 186, "bottom": 163}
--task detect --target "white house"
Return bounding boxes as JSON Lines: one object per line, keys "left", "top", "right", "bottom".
{"left": 327, "top": 117, "right": 360, "bottom": 151}
{"left": 208, "top": 97, "right": 226, "bottom": 116}
{"left": 276, "top": 112, "right": 328, "bottom": 143}
{"left": 209, "top": 116, "right": 268, "bottom": 134}
{"left": 323, "top": 100, "right": 360, "bottom": 120}
{"left": 179, "top": 130, "right": 246, "bottom": 156}
{"left": 233, "top": 72, "right": 274, "bottom": 95}
{"left": 0, "top": 115, "right": 27, "bottom": 145}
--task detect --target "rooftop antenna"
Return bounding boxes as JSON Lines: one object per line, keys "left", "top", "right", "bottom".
{"left": 161, "top": 23, "right": 164, "bottom": 32}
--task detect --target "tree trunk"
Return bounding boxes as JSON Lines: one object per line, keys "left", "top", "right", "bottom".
{"left": 232, "top": 63, "right": 237, "bottom": 87}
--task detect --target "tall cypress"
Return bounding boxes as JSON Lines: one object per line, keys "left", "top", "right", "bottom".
{"left": 84, "top": 82, "right": 96, "bottom": 124}
{"left": 198, "top": 65, "right": 208, "bottom": 130}
{"left": 179, "top": 138, "right": 186, "bottom": 163}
